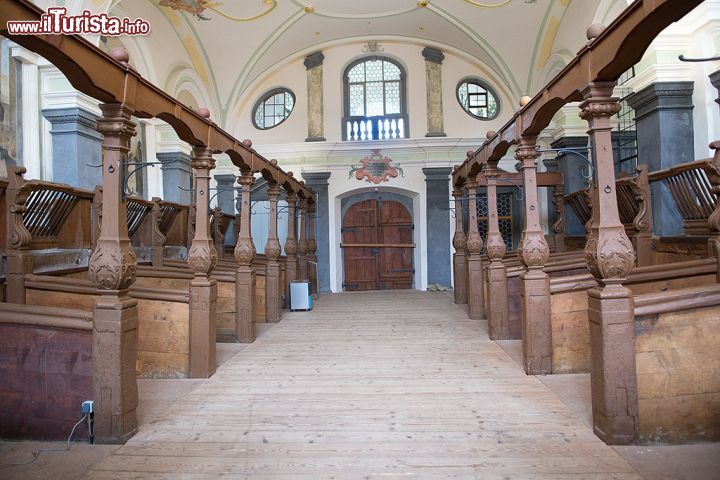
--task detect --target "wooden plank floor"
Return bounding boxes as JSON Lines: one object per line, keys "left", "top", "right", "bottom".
{"left": 85, "top": 290, "right": 640, "bottom": 479}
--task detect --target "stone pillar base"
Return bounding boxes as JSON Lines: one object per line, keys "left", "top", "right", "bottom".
{"left": 92, "top": 294, "right": 139, "bottom": 444}
{"left": 453, "top": 253, "right": 468, "bottom": 305}
{"left": 520, "top": 268, "right": 552, "bottom": 375}
{"left": 487, "top": 262, "right": 510, "bottom": 340}
{"left": 235, "top": 266, "right": 256, "bottom": 343}
{"left": 189, "top": 278, "right": 218, "bottom": 378}
{"left": 266, "top": 262, "right": 281, "bottom": 323}
{"left": 588, "top": 284, "right": 638, "bottom": 445}
{"left": 467, "top": 254, "right": 485, "bottom": 320}
{"left": 6, "top": 251, "right": 33, "bottom": 304}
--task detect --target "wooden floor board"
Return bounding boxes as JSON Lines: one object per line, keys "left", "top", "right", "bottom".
{"left": 85, "top": 290, "right": 640, "bottom": 479}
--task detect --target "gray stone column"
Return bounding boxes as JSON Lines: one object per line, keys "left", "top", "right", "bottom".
{"left": 214, "top": 174, "right": 237, "bottom": 214}
{"left": 422, "top": 47, "right": 446, "bottom": 137}
{"left": 302, "top": 172, "right": 331, "bottom": 293}
{"left": 158, "top": 151, "right": 192, "bottom": 204}
{"left": 423, "top": 167, "right": 452, "bottom": 287}
{"left": 304, "top": 51, "right": 325, "bottom": 142}
{"left": 627, "top": 81, "right": 695, "bottom": 235}
{"left": 551, "top": 136, "right": 589, "bottom": 236}
{"left": 42, "top": 107, "right": 102, "bottom": 189}
{"left": 710, "top": 69, "right": 720, "bottom": 111}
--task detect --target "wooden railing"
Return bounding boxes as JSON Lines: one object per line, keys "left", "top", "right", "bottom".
{"left": 648, "top": 154, "right": 720, "bottom": 236}
{"left": 563, "top": 186, "right": 592, "bottom": 233}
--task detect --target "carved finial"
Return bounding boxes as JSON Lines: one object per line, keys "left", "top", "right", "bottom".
{"left": 288, "top": 171, "right": 294, "bottom": 177}
{"left": 586, "top": 23, "right": 605, "bottom": 41}
{"left": 242, "top": 139, "right": 253, "bottom": 148}
{"left": 270, "top": 159, "right": 278, "bottom": 166}
{"left": 197, "top": 107, "right": 211, "bottom": 119}
{"left": 453, "top": 165, "right": 459, "bottom": 172}
{"left": 110, "top": 47, "right": 129, "bottom": 64}
{"left": 300, "top": 180, "right": 305, "bottom": 185}
{"left": 519, "top": 96, "right": 532, "bottom": 107}
{"left": 466, "top": 150, "right": 475, "bottom": 158}
{"left": 486, "top": 130, "right": 496, "bottom": 139}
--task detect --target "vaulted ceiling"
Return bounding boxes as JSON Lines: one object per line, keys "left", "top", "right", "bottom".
{"left": 62, "top": 0, "right": 619, "bottom": 123}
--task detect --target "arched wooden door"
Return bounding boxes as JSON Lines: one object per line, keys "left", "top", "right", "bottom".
{"left": 342, "top": 199, "right": 414, "bottom": 291}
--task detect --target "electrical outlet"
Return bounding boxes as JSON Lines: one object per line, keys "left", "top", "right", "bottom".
{"left": 82, "top": 400, "right": 94, "bottom": 414}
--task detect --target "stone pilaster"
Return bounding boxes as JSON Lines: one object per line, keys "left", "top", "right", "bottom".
{"left": 517, "top": 136, "right": 552, "bottom": 375}
{"left": 422, "top": 47, "right": 446, "bottom": 137}
{"left": 187, "top": 146, "right": 219, "bottom": 378}
{"left": 451, "top": 189, "right": 468, "bottom": 305}
{"left": 42, "top": 107, "right": 103, "bottom": 189}
{"left": 214, "top": 173, "right": 237, "bottom": 214}
{"left": 465, "top": 179, "right": 485, "bottom": 320}
{"left": 484, "top": 166, "right": 510, "bottom": 340}
{"left": 304, "top": 52, "right": 325, "bottom": 142}
{"left": 627, "top": 81, "right": 695, "bottom": 235}
{"left": 298, "top": 198, "right": 309, "bottom": 280}
{"left": 158, "top": 151, "right": 192, "bottom": 204}
{"left": 234, "top": 170, "right": 256, "bottom": 343}
{"left": 88, "top": 103, "right": 139, "bottom": 444}
{"left": 581, "top": 82, "right": 638, "bottom": 445}
{"left": 265, "top": 182, "right": 282, "bottom": 322}
{"left": 424, "top": 167, "right": 452, "bottom": 287}
{"left": 302, "top": 172, "right": 331, "bottom": 293}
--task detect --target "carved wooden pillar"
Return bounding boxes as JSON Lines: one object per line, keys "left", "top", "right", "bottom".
{"left": 298, "top": 198, "right": 309, "bottom": 280}
{"left": 485, "top": 166, "right": 510, "bottom": 339}
{"left": 5, "top": 167, "right": 33, "bottom": 304}
{"left": 151, "top": 197, "right": 165, "bottom": 267}
{"left": 552, "top": 182, "right": 566, "bottom": 253}
{"left": 265, "top": 182, "right": 282, "bottom": 323}
{"left": 580, "top": 82, "right": 638, "bottom": 445}
{"left": 212, "top": 207, "right": 224, "bottom": 258}
{"left": 308, "top": 202, "right": 319, "bottom": 298}
{"left": 187, "top": 146, "right": 219, "bottom": 378}
{"left": 234, "top": 170, "right": 256, "bottom": 343}
{"left": 517, "top": 136, "right": 552, "bottom": 375}
{"left": 633, "top": 164, "right": 653, "bottom": 267}
{"left": 284, "top": 193, "right": 299, "bottom": 302}
{"left": 708, "top": 142, "right": 720, "bottom": 281}
{"left": 465, "top": 179, "right": 485, "bottom": 319}
{"left": 452, "top": 189, "right": 468, "bottom": 304}
{"left": 88, "top": 103, "right": 139, "bottom": 444}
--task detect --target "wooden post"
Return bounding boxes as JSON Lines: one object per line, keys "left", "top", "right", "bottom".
{"left": 552, "top": 180, "right": 566, "bottom": 253}
{"left": 265, "top": 182, "right": 282, "bottom": 322}
{"left": 5, "top": 167, "right": 33, "bottom": 304}
{"left": 452, "top": 188, "right": 468, "bottom": 305}
{"left": 187, "top": 146, "right": 219, "bottom": 378}
{"left": 284, "top": 192, "right": 298, "bottom": 304}
{"left": 465, "top": 179, "right": 485, "bottom": 319}
{"left": 708, "top": 141, "right": 720, "bottom": 281}
{"left": 517, "top": 135, "right": 552, "bottom": 375}
{"left": 580, "top": 82, "right": 638, "bottom": 445}
{"left": 484, "top": 165, "right": 510, "bottom": 339}
{"left": 88, "top": 102, "right": 139, "bottom": 444}
{"left": 150, "top": 197, "right": 165, "bottom": 267}
{"left": 234, "top": 169, "right": 256, "bottom": 343}
{"left": 308, "top": 202, "right": 319, "bottom": 298}
{"left": 298, "top": 198, "right": 309, "bottom": 281}
{"left": 632, "top": 164, "right": 653, "bottom": 267}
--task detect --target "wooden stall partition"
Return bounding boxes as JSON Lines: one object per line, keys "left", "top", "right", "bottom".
{"left": 0, "top": 303, "right": 93, "bottom": 440}
{"left": 633, "top": 284, "right": 720, "bottom": 443}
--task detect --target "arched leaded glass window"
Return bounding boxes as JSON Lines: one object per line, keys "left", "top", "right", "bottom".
{"left": 343, "top": 57, "right": 407, "bottom": 141}
{"left": 252, "top": 88, "right": 295, "bottom": 130}
{"left": 457, "top": 78, "right": 500, "bottom": 120}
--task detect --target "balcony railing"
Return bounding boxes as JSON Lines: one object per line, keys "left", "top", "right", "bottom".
{"left": 343, "top": 114, "right": 408, "bottom": 141}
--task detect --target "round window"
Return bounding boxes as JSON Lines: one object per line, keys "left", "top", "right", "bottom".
{"left": 252, "top": 88, "right": 295, "bottom": 130}
{"left": 456, "top": 79, "right": 500, "bottom": 120}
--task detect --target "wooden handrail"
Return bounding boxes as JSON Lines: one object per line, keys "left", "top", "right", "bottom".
{"left": 341, "top": 243, "right": 416, "bottom": 248}
{"left": 634, "top": 284, "right": 720, "bottom": 317}
{"left": 0, "top": 302, "right": 92, "bottom": 330}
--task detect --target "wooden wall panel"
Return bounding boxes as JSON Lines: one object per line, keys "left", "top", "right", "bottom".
{"left": 216, "top": 280, "right": 236, "bottom": 340}
{"left": 0, "top": 324, "right": 92, "bottom": 440}
{"left": 136, "top": 300, "right": 190, "bottom": 379}
{"left": 550, "top": 291, "right": 590, "bottom": 373}
{"left": 635, "top": 305, "right": 720, "bottom": 443}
